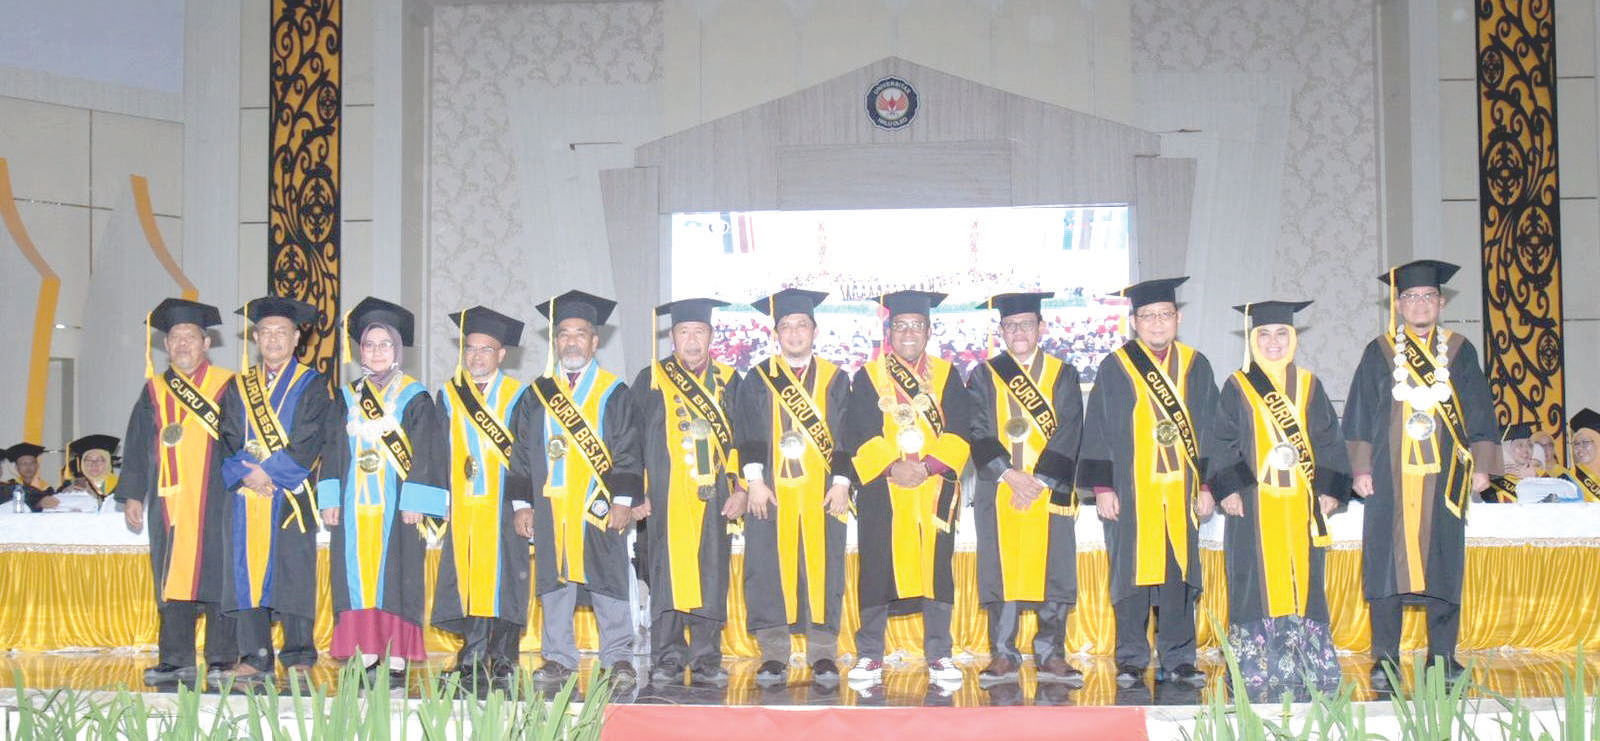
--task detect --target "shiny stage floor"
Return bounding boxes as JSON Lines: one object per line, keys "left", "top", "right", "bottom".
{"left": 4, "top": 650, "right": 1597, "bottom": 707}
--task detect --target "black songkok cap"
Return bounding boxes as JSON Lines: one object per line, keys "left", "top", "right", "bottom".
{"left": 1115, "top": 277, "right": 1189, "bottom": 311}
{"left": 237, "top": 296, "right": 319, "bottom": 326}
{"left": 449, "top": 305, "right": 525, "bottom": 348}
{"left": 346, "top": 296, "right": 415, "bottom": 347}
{"left": 872, "top": 290, "right": 947, "bottom": 318}
{"left": 4, "top": 442, "right": 45, "bottom": 462}
{"left": 981, "top": 292, "right": 1054, "bottom": 318}
{"left": 149, "top": 298, "right": 222, "bottom": 333}
{"left": 753, "top": 289, "right": 829, "bottom": 322}
{"left": 535, "top": 290, "right": 617, "bottom": 327}
{"left": 655, "top": 298, "right": 732, "bottom": 326}
{"left": 68, "top": 435, "right": 119, "bottom": 460}
{"left": 1378, "top": 259, "right": 1461, "bottom": 291}
{"left": 1571, "top": 408, "right": 1600, "bottom": 436}
{"left": 1232, "top": 300, "right": 1313, "bottom": 329}
{"left": 1501, "top": 422, "right": 1537, "bottom": 442}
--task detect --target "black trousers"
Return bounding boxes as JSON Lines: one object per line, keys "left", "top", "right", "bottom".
{"left": 236, "top": 608, "right": 317, "bottom": 671}
{"left": 986, "top": 600, "right": 1070, "bottom": 664}
{"left": 651, "top": 611, "right": 723, "bottom": 671}
{"left": 158, "top": 600, "right": 238, "bottom": 667}
{"left": 1368, "top": 593, "right": 1460, "bottom": 666}
{"left": 1111, "top": 547, "right": 1197, "bottom": 670}
{"left": 453, "top": 616, "right": 524, "bottom": 668}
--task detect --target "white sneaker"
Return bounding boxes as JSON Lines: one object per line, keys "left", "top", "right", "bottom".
{"left": 927, "top": 657, "right": 963, "bottom": 684}
{"left": 848, "top": 657, "right": 883, "bottom": 682}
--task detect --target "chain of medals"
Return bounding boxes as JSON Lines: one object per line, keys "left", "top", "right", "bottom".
{"left": 879, "top": 363, "right": 936, "bottom": 455}
{"left": 1391, "top": 326, "right": 1452, "bottom": 441}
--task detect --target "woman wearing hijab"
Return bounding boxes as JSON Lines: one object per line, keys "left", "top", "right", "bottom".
{"left": 55, "top": 434, "right": 120, "bottom": 512}
{"left": 317, "top": 297, "right": 449, "bottom": 684}
{"left": 1206, "top": 301, "right": 1350, "bottom": 701}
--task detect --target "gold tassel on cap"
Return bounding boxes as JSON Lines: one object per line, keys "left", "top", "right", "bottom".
{"left": 144, "top": 311, "right": 156, "bottom": 380}
{"left": 1240, "top": 301, "right": 1253, "bottom": 372}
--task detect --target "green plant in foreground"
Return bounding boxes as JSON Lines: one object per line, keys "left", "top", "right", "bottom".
{"left": 7, "top": 659, "right": 612, "bottom": 740}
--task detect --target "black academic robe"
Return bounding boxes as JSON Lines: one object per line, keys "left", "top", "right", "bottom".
{"left": 1078, "top": 341, "right": 1217, "bottom": 605}
{"left": 1342, "top": 331, "right": 1499, "bottom": 605}
{"left": 632, "top": 359, "right": 742, "bottom": 622}
{"left": 112, "top": 363, "right": 236, "bottom": 608}
{"left": 510, "top": 363, "right": 642, "bottom": 602}
{"left": 844, "top": 354, "right": 976, "bottom": 609}
{"left": 733, "top": 356, "right": 852, "bottom": 633}
{"left": 218, "top": 362, "right": 332, "bottom": 621}
{"left": 317, "top": 377, "right": 450, "bottom": 627}
{"left": 431, "top": 374, "right": 536, "bottom": 631}
{"left": 966, "top": 351, "right": 1083, "bottom": 608}
{"left": 4, "top": 478, "right": 56, "bottom": 512}
{"left": 1207, "top": 364, "right": 1350, "bottom": 625}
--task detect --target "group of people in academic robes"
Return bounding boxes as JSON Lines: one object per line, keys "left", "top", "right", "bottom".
{"left": 102, "top": 256, "right": 1553, "bottom": 703}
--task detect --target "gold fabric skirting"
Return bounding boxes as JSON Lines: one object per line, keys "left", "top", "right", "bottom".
{"left": 5, "top": 545, "right": 1599, "bottom": 655}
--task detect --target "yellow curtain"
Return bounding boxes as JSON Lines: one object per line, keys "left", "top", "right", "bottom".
{"left": 5, "top": 543, "right": 1600, "bottom": 655}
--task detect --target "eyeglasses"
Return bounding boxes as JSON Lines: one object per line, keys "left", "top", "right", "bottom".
{"left": 1134, "top": 310, "right": 1177, "bottom": 323}
{"left": 999, "top": 320, "right": 1039, "bottom": 334}
{"left": 463, "top": 345, "right": 499, "bottom": 355}
{"left": 1576, "top": 440, "right": 1597, "bottom": 450}
{"left": 889, "top": 320, "right": 928, "bottom": 332}
{"left": 361, "top": 340, "right": 395, "bottom": 351}
{"left": 1398, "top": 290, "right": 1441, "bottom": 303}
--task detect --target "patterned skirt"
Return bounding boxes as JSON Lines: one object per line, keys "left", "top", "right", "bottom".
{"left": 1225, "top": 614, "right": 1341, "bottom": 702}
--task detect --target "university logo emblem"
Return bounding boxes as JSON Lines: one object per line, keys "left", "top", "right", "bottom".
{"left": 866, "top": 77, "right": 917, "bottom": 130}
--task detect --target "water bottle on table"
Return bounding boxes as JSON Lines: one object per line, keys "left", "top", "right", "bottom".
{"left": 11, "top": 484, "right": 25, "bottom": 513}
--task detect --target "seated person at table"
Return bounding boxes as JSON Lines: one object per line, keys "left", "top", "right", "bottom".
{"left": 1483, "top": 423, "right": 1537, "bottom": 503}
{"left": 1569, "top": 409, "right": 1600, "bottom": 502}
{"left": 3, "top": 442, "right": 57, "bottom": 511}
{"left": 54, "top": 435, "right": 121, "bottom": 512}
{"left": 1528, "top": 429, "right": 1576, "bottom": 483}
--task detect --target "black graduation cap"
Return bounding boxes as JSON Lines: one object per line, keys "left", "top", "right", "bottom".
{"left": 237, "top": 296, "right": 319, "bottom": 326}
{"left": 1115, "top": 277, "right": 1189, "bottom": 311}
{"left": 4, "top": 442, "right": 45, "bottom": 462}
{"left": 534, "top": 290, "right": 617, "bottom": 327}
{"left": 981, "top": 292, "right": 1054, "bottom": 318}
{"left": 346, "top": 296, "right": 416, "bottom": 347}
{"left": 1232, "top": 300, "right": 1313, "bottom": 329}
{"left": 449, "top": 305, "right": 525, "bottom": 347}
{"left": 655, "top": 298, "right": 731, "bottom": 326}
{"left": 149, "top": 298, "right": 222, "bottom": 333}
{"left": 1501, "top": 422, "right": 1537, "bottom": 442}
{"left": 1571, "top": 408, "right": 1600, "bottom": 436}
{"left": 871, "top": 290, "right": 947, "bottom": 317}
{"left": 753, "top": 288, "right": 829, "bottom": 321}
{"left": 1378, "top": 259, "right": 1461, "bottom": 291}
{"left": 68, "top": 435, "right": 119, "bottom": 460}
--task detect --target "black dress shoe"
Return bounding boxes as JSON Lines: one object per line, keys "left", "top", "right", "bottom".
{"left": 1114, "top": 663, "right": 1144, "bottom": 688}
{"left": 810, "top": 658, "right": 840, "bottom": 684}
{"left": 610, "top": 660, "right": 638, "bottom": 687}
{"left": 206, "top": 662, "right": 237, "bottom": 682}
{"left": 691, "top": 662, "right": 729, "bottom": 686}
{"left": 755, "top": 660, "right": 787, "bottom": 687}
{"left": 144, "top": 663, "right": 196, "bottom": 685}
{"left": 1369, "top": 664, "right": 1394, "bottom": 692}
{"left": 532, "top": 661, "right": 574, "bottom": 684}
{"left": 650, "top": 660, "right": 684, "bottom": 686}
{"left": 1168, "top": 664, "right": 1206, "bottom": 688}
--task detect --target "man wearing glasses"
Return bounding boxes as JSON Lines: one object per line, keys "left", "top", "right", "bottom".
{"left": 1079, "top": 277, "right": 1217, "bottom": 689}
{"left": 1343, "top": 259, "right": 1498, "bottom": 689}
{"left": 966, "top": 292, "right": 1086, "bottom": 688}
{"left": 844, "top": 290, "right": 975, "bottom": 690}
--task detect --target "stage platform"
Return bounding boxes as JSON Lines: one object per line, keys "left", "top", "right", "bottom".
{"left": 5, "top": 647, "right": 1596, "bottom": 706}
{"left": 5, "top": 649, "right": 1596, "bottom": 740}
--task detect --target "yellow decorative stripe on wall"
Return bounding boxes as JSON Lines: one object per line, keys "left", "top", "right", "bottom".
{"left": 0, "top": 158, "right": 61, "bottom": 443}
{"left": 131, "top": 175, "right": 198, "bottom": 302}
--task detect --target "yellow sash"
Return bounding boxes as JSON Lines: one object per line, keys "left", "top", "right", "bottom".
{"left": 1111, "top": 343, "right": 1198, "bottom": 586}
{"left": 444, "top": 373, "right": 523, "bottom": 618}
{"left": 989, "top": 353, "right": 1066, "bottom": 602}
